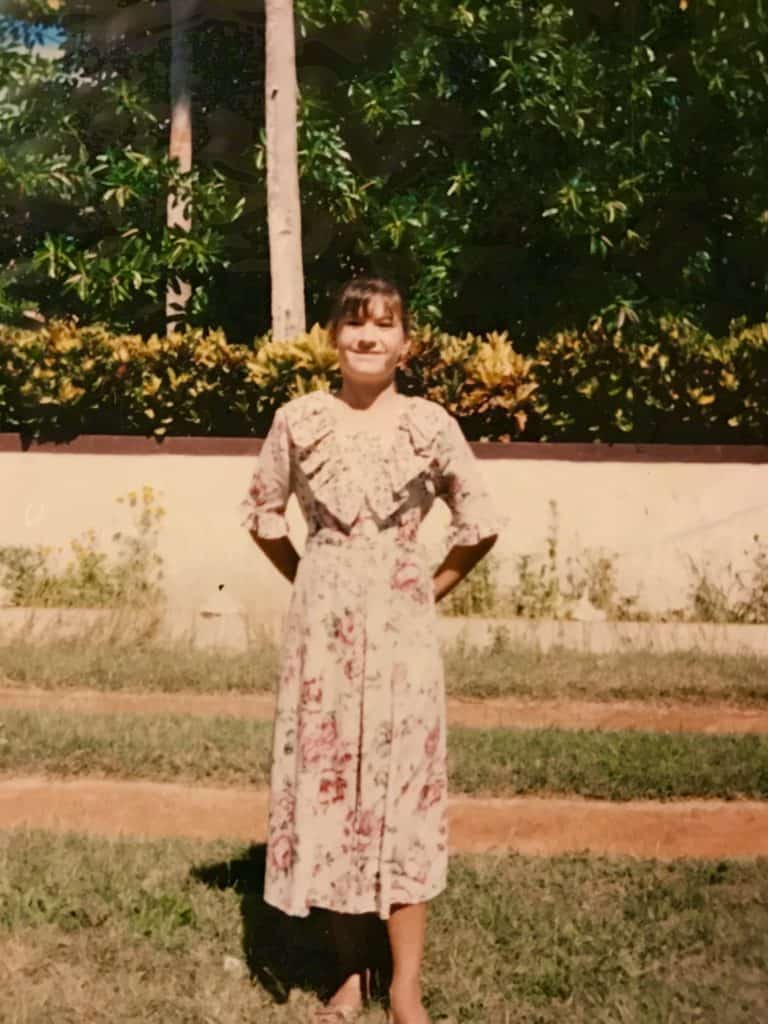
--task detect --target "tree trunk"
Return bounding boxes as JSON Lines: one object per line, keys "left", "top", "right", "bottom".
{"left": 166, "top": 0, "right": 196, "bottom": 333}
{"left": 265, "top": 0, "right": 306, "bottom": 341}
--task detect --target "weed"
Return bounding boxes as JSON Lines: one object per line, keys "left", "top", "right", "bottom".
{"left": 442, "top": 506, "right": 768, "bottom": 624}
{"left": 687, "top": 534, "right": 768, "bottom": 624}
{"left": 0, "top": 486, "right": 165, "bottom": 608}
{"left": 441, "top": 553, "right": 499, "bottom": 616}
{"left": 443, "top": 501, "right": 644, "bottom": 621}
{"left": 563, "top": 548, "right": 646, "bottom": 621}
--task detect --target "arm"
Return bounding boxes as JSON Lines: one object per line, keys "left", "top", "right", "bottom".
{"left": 433, "top": 536, "right": 497, "bottom": 604}
{"left": 241, "top": 406, "right": 300, "bottom": 584}
{"left": 249, "top": 533, "right": 301, "bottom": 584}
{"left": 433, "top": 414, "right": 503, "bottom": 602}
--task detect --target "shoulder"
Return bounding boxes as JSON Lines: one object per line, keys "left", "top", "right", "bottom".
{"left": 407, "top": 395, "right": 461, "bottom": 431}
{"left": 275, "top": 391, "right": 327, "bottom": 417}
{"left": 405, "top": 395, "right": 451, "bottom": 426}
{"left": 276, "top": 390, "right": 333, "bottom": 446}
{"left": 402, "top": 395, "right": 456, "bottom": 451}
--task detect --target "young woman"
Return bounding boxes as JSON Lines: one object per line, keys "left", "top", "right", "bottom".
{"left": 242, "top": 276, "right": 503, "bottom": 1024}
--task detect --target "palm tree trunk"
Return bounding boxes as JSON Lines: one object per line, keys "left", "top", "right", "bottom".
{"left": 265, "top": 0, "right": 306, "bottom": 341}
{"left": 166, "top": 0, "right": 196, "bottom": 333}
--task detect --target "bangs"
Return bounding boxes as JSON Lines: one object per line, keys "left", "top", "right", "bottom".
{"left": 339, "top": 292, "right": 402, "bottom": 324}
{"left": 328, "top": 276, "right": 409, "bottom": 339}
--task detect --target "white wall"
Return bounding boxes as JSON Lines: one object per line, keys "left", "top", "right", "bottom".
{"left": 3, "top": 450, "right": 766, "bottom": 626}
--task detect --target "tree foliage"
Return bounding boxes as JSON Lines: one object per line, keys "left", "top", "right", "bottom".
{"left": 1, "top": 0, "right": 767, "bottom": 344}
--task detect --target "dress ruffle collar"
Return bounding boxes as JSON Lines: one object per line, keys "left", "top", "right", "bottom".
{"left": 282, "top": 390, "right": 446, "bottom": 527}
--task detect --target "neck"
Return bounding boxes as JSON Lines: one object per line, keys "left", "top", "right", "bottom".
{"left": 337, "top": 378, "right": 399, "bottom": 411}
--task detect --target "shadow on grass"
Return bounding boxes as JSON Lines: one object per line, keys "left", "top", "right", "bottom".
{"left": 192, "top": 843, "right": 392, "bottom": 1005}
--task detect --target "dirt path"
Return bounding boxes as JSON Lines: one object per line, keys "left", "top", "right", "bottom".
{"left": 2, "top": 776, "right": 767, "bottom": 858}
{"left": 2, "top": 685, "right": 768, "bottom": 734}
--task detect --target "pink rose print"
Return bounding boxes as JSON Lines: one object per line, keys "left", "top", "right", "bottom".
{"left": 271, "top": 834, "right": 295, "bottom": 872}
{"left": 300, "top": 675, "right": 322, "bottom": 707}
{"left": 393, "top": 560, "right": 421, "bottom": 592}
{"left": 299, "top": 715, "right": 338, "bottom": 767}
{"left": 424, "top": 722, "right": 440, "bottom": 758}
{"left": 273, "top": 788, "right": 296, "bottom": 820}
{"left": 333, "top": 608, "right": 356, "bottom": 646}
{"left": 417, "top": 777, "right": 444, "bottom": 811}
{"left": 318, "top": 769, "right": 347, "bottom": 804}
{"left": 392, "top": 559, "right": 430, "bottom": 605}
{"left": 356, "top": 809, "right": 383, "bottom": 849}
{"left": 332, "top": 747, "right": 354, "bottom": 771}
{"left": 402, "top": 853, "right": 428, "bottom": 886}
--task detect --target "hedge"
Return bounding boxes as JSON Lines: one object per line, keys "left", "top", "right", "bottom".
{"left": 2, "top": 315, "right": 766, "bottom": 443}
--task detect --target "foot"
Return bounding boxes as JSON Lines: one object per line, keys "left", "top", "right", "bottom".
{"left": 388, "top": 978, "right": 430, "bottom": 1024}
{"left": 314, "top": 1007, "right": 361, "bottom": 1023}
{"left": 326, "top": 969, "right": 366, "bottom": 1012}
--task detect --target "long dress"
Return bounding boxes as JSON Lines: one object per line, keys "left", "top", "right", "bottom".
{"left": 241, "top": 390, "right": 503, "bottom": 920}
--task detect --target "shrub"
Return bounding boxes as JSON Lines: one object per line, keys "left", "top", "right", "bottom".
{"left": 242, "top": 323, "right": 341, "bottom": 406}
{"left": 0, "top": 318, "right": 536, "bottom": 441}
{"left": 1, "top": 320, "right": 265, "bottom": 440}
{"left": 1, "top": 313, "right": 767, "bottom": 443}
{"left": 398, "top": 326, "right": 537, "bottom": 440}
{"left": 532, "top": 315, "right": 768, "bottom": 443}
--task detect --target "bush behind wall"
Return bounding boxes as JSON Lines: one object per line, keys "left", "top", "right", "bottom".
{"left": 2, "top": 315, "right": 767, "bottom": 443}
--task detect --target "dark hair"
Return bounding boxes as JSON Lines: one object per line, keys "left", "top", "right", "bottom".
{"left": 327, "top": 276, "right": 409, "bottom": 343}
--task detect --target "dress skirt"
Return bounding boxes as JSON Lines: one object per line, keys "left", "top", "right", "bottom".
{"left": 263, "top": 524, "right": 449, "bottom": 920}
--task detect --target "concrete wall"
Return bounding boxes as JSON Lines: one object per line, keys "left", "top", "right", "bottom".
{"left": 2, "top": 437, "right": 766, "bottom": 629}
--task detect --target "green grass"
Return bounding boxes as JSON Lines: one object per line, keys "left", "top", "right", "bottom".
{"left": 0, "top": 637, "right": 280, "bottom": 693}
{"left": 1, "top": 634, "right": 767, "bottom": 704}
{"left": 444, "top": 634, "right": 768, "bottom": 704}
{"left": 3, "top": 709, "right": 768, "bottom": 799}
{"left": 1, "top": 830, "right": 766, "bottom": 1023}
{"left": 449, "top": 725, "right": 768, "bottom": 799}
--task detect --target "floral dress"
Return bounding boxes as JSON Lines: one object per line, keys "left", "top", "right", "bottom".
{"left": 241, "top": 390, "right": 503, "bottom": 920}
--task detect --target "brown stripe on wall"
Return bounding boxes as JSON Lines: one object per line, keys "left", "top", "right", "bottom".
{"left": 1, "top": 433, "right": 767, "bottom": 463}
{"left": 0, "top": 434, "right": 261, "bottom": 456}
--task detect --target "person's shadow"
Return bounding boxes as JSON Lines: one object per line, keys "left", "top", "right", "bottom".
{"left": 191, "top": 844, "right": 392, "bottom": 1006}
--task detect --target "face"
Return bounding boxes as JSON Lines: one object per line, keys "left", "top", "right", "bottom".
{"left": 332, "top": 295, "right": 409, "bottom": 385}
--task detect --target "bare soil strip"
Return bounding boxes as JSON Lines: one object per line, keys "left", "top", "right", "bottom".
{"left": 2, "top": 685, "right": 768, "bottom": 734}
{"left": 1, "top": 776, "right": 767, "bottom": 858}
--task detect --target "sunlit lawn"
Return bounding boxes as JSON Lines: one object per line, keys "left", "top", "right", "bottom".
{"left": 1, "top": 830, "right": 765, "bottom": 1024}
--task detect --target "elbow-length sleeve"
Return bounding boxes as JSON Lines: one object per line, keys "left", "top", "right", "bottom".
{"left": 435, "top": 414, "right": 506, "bottom": 549}
{"left": 241, "top": 406, "right": 292, "bottom": 539}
